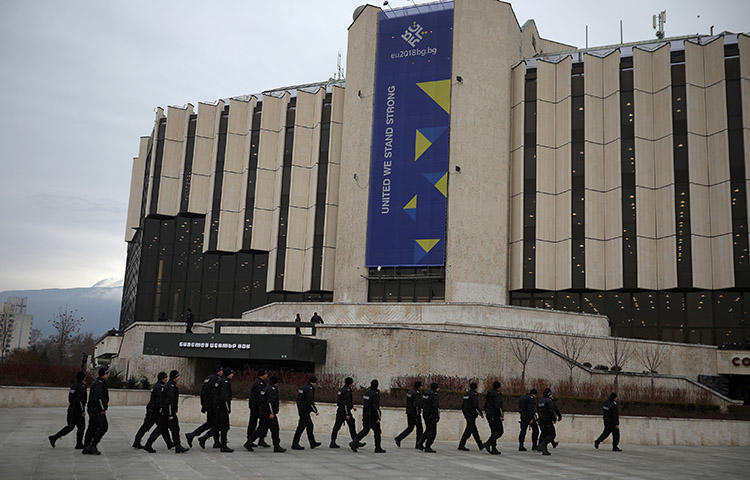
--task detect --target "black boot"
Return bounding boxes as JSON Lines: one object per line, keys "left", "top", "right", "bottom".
{"left": 519, "top": 444, "right": 527, "bottom": 451}
{"left": 197, "top": 436, "right": 206, "bottom": 449}
{"left": 185, "top": 433, "right": 194, "bottom": 448}
{"left": 394, "top": 437, "right": 401, "bottom": 448}
{"left": 551, "top": 441, "right": 559, "bottom": 448}
{"left": 243, "top": 441, "right": 255, "bottom": 452}
{"left": 613, "top": 446, "right": 623, "bottom": 452}
{"left": 458, "top": 445, "right": 470, "bottom": 451}
{"left": 132, "top": 441, "right": 143, "bottom": 449}
{"left": 374, "top": 447, "right": 386, "bottom": 453}
{"left": 311, "top": 441, "right": 322, "bottom": 449}
{"left": 348, "top": 441, "right": 358, "bottom": 452}
{"left": 329, "top": 442, "right": 340, "bottom": 448}
{"left": 48, "top": 435, "right": 57, "bottom": 448}
{"left": 490, "top": 446, "right": 501, "bottom": 455}
{"left": 175, "top": 445, "right": 189, "bottom": 454}
{"left": 74, "top": 443, "right": 84, "bottom": 450}
{"left": 220, "top": 445, "right": 234, "bottom": 453}
{"left": 258, "top": 440, "right": 271, "bottom": 448}
{"left": 292, "top": 444, "right": 305, "bottom": 450}
{"left": 274, "top": 445, "right": 286, "bottom": 453}
{"left": 143, "top": 443, "right": 156, "bottom": 453}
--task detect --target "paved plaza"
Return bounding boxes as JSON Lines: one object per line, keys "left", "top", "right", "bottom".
{"left": 0, "top": 406, "right": 747, "bottom": 479}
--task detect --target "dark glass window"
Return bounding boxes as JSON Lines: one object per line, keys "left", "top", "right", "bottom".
{"left": 311, "top": 93, "right": 333, "bottom": 290}
{"left": 367, "top": 267, "right": 445, "bottom": 303}
{"left": 148, "top": 118, "right": 166, "bottom": 216}
{"left": 671, "top": 61, "right": 693, "bottom": 287}
{"left": 571, "top": 68, "right": 585, "bottom": 288}
{"left": 242, "top": 102, "right": 262, "bottom": 250}
{"left": 620, "top": 61, "right": 637, "bottom": 288}
{"left": 523, "top": 69, "right": 537, "bottom": 289}
{"left": 207, "top": 107, "right": 229, "bottom": 251}
{"left": 274, "top": 99, "right": 296, "bottom": 290}
{"left": 180, "top": 115, "right": 197, "bottom": 212}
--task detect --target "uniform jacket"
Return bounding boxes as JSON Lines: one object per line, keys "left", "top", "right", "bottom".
{"left": 68, "top": 380, "right": 87, "bottom": 414}
{"left": 146, "top": 382, "right": 165, "bottom": 413}
{"left": 484, "top": 389, "right": 504, "bottom": 418}
{"left": 421, "top": 389, "right": 440, "bottom": 421}
{"left": 88, "top": 378, "right": 109, "bottom": 414}
{"left": 518, "top": 393, "right": 536, "bottom": 421}
{"left": 200, "top": 373, "right": 220, "bottom": 411}
{"left": 602, "top": 398, "right": 619, "bottom": 426}
{"left": 260, "top": 384, "right": 279, "bottom": 416}
{"left": 163, "top": 380, "right": 179, "bottom": 416}
{"left": 405, "top": 388, "right": 422, "bottom": 417}
{"left": 461, "top": 389, "right": 483, "bottom": 418}
{"left": 249, "top": 377, "right": 266, "bottom": 410}
{"left": 537, "top": 395, "right": 562, "bottom": 424}
{"left": 218, "top": 375, "right": 232, "bottom": 413}
{"left": 336, "top": 384, "right": 354, "bottom": 415}
{"left": 296, "top": 383, "right": 318, "bottom": 414}
{"left": 362, "top": 387, "right": 381, "bottom": 420}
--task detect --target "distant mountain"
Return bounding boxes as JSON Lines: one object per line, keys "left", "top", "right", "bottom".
{"left": 0, "top": 279, "right": 123, "bottom": 338}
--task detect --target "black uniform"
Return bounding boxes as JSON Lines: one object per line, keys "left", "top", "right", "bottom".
{"left": 352, "top": 387, "right": 382, "bottom": 450}
{"left": 185, "top": 311, "right": 194, "bottom": 333}
{"left": 330, "top": 384, "right": 356, "bottom": 445}
{"left": 216, "top": 375, "right": 233, "bottom": 446}
{"left": 484, "top": 389, "right": 504, "bottom": 451}
{"left": 246, "top": 377, "right": 267, "bottom": 445}
{"left": 50, "top": 379, "right": 87, "bottom": 447}
{"left": 134, "top": 382, "right": 171, "bottom": 448}
{"left": 252, "top": 384, "right": 281, "bottom": 447}
{"left": 147, "top": 379, "right": 183, "bottom": 448}
{"left": 394, "top": 387, "right": 424, "bottom": 448}
{"left": 421, "top": 389, "right": 440, "bottom": 450}
{"left": 189, "top": 373, "right": 222, "bottom": 443}
{"left": 292, "top": 382, "right": 318, "bottom": 447}
{"left": 310, "top": 313, "right": 323, "bottom": 324}
{"left": 458, "top": 389, "right": 484, "bottom": 449}
{"left": 83, "top": 377, "right": 109, "bottom": 450}
{"left": 595, "top": 397, "right": 620, "bottom": 449}
{"left": 518, "top": 393, "right": 539, "bottom": 449}
{"left": 537, "top": 395, "right": 562, "bottom": 454}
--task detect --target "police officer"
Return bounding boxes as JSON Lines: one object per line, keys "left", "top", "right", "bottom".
{"left": 291, "top": 376, "right": 321, "bottom": 450}
{"left": 251, "top": 376, "right": 286, "bottom": 452}
{"left": 82, "top": 367, "right": 109, "bottom": 455}
{"left": 483, "top": 381, "right": 504, "bottom": 455}
{"left": 48, "top": 371, "right": 87, "bottom": 449}
{"left": 518, "top": 388, "right": 539, "bottom": 451}
{"left": 349, "top": 379, "right": 385, "bottom": 453}
{"left": 594, "top": 392, "right": 621, "bottom": 451}
{"left": 186, "top": 366, "right": 222, "bottom": 448}
{"left": 330, "top": 377, "right": 361, "bottom": 448}
{"left": 133, "top": 372, "right": 171, "bottom": 450}
{"left": 537, "top": 387, "right": 562, "bottom": 456}
{"left": 394, "top": 380, "right": 424, "bottom": 450}
{"left": 458, "top": 382, "right": 484, "bottom": 451}
{"left": 199, "top": 367, "right": 234, "bottom": 452}
{"left": 152, "top": 370, "right": 188, "bottom": 453}
{"left": 421, "top": 382, "right": 440, "bottom": 453}
{"left": 244, "top": 368, "right": 270, "bottom": 451}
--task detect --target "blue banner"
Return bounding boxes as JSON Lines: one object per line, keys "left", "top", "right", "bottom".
{"left": 365, "top": 2, "right": 453, "bottom": 267}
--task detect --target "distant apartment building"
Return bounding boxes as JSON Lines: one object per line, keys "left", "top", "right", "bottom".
{"left": 0, "top": 297, "right": 34, "bottom": 359}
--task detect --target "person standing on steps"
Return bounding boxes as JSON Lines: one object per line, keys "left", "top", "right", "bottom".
{"left": 244, "top": 368, "right": 270, "bottom": 451}
{"left": 48, "top": 371, "right": 87, "bottom": 449}
{"left": 458, "top": 382, "right": 484, "bottom": 452}
{"left": 330, "top": 377, "right": 362, "bottom": 449}
{"left": 483, "top": 381, "right": 504, "bottom": 455}
{"left": 537, "top": 387, "right": 562, "bottom": 456}
{"left": 133, "top": 372, "right": 171, "bottom": 450}
{"left": 291, "top": 376, "right": 321, "bottom": 450}
{"left": 294, "top": 313, "right": 302, "bottom": 335}
{"left": 185, "top": 308, "right": 194, "bottom": 333}
{"left": 349, "top": 379, "right": 385, "bottom": 453}
{"left": 394, "top": 380, "right": 424, "bottom": 450}
{"left": 82, "top": 368, "right": 109, "bottom": 455}
{"left": 594, "top": 392, "right": 622, "bottom": 452}
{"left": 310, "top": 312, "right": 324, "bottom": 324}
{"left": 186, "top": 366, "right": 223, "bottom": 448}
{"left": 421, "top": 382, "right": 440, "bottom": 453}
{"left": 518, "top": 388, "right": 539, "bottom": 451}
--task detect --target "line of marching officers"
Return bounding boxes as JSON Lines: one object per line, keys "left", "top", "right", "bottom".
{"left": 48, "top": 367, "right": 622, "bottom": 455}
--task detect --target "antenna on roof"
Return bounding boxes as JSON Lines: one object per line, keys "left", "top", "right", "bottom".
{"left": 336, "top": 51, "right": 344, "bottom": 80}
{"left": 652, "top": 10, "right": 666, "bottom": 39}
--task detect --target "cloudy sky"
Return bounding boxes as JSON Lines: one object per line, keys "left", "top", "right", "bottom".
{"left": 0, "top": 0, "right": 747, "bottom": 291}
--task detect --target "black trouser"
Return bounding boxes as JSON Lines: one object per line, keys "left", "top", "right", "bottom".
{"left": 292, "top": 411, "right": 316, "bottom": 446}
{"left": 539, "top": 421, "right": 556, "bottom": 451}
{"left": 459, "top": 415, "right": 482, "bottom": 448}
{"left": 252, "top": 413, "right": 281, "bottom": 447}
{"left": 52, "top": 408, "right": 85, "bottom": 446}
{"left": 353, "top": 415, "right": 381, "bottom": 449}
{"left": 395, "top": 413, "right": 423, "bottom": 447}
{"left": 136, "top": 410, "right": 172, "bottom": 447}
{"left": 145, "top": 414, "right": 177, "bottom": 447}
{"left": 422, "top": 416, "right": 438, "bottom": 449}
{"left": 246, "top": 406, "right": 265, "bottom": 443}
{"left": 84, "top": 411, "right": 108, "bottom": 448}
{"left": 595, "top": 423, "right": 620, "bottom": 448}
{"left": 518, "top": 417, "right": 539, "bottom": 447}
{"left": 216, "top": 410, "right": 230, "bottom": 446}
{"left": 191, "top": 409, "right": 219, "bottom": 443}
{"left": 331, "top": 408, "right": 357, "bottom": 444}
{"left": 486, "top": 416, "right": 504, "bottom": 449}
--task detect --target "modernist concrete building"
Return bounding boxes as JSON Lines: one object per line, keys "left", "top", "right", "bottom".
{"left": 0, "top": 297, "right": 33, "bottom": 360}
{"left": 110, "top": 1, "right": 750, "bottom": 403}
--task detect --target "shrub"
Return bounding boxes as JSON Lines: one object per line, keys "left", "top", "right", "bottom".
{"left": 139, "top": 377, "right": 151, "bottom": 390}
{"left": 582, "top": 362, "right": 592, "bottom": 368}
{"left": 594, "top": 365, "right": 609, "bottom": 371}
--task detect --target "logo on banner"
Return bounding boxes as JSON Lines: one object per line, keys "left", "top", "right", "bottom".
{"left": 401, "top": 21, "right": 426, "bottom": 47}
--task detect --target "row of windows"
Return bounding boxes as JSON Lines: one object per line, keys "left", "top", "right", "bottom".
{"left": 510, "top": 290, "right": 750, "bottom": 346}
{"left": 367, "top": 267, "right": 445, "bottom": 303}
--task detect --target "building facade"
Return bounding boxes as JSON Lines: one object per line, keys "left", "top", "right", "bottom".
{"left": 0, "top": 297, "right": 33, "bottom": 359}
{"left": 120, "top": 0, "right": 749, "bottom": 348}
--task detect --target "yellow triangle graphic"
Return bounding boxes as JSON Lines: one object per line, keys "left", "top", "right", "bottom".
{"left": 416, "top": 79, "right": 451, "bottom": 114}
{"left": 434, "top": 172, "right": 448, "bottom": 197}
{"left": 404, "top": 194, "right": 417, "bottom": 210}
{"left": 415, "top": 130, "right": 432, "bottom": 161}
{"left": 416, "top": 238, "right": 440, "bottom": 253}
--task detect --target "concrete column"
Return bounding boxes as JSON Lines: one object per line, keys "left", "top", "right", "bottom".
{"left": 144, "top": 107, "right": 165, "bottom": 216}
{"left": 445, "top": 0, "right": 521, "bottom": 304}
{"left": 157, "top": 104, "right": 193, "bottom": 216}
{"left": 321, "top": 85, "right": 345, "bottom": 292}
{"left": 739, "top": 34, "right": 750, "bottom": 271}
{"left": 509, "top": 62, "right": 526, "bottom": 290}
{"left": 188, "top": 101, "right": 223, "bottom": 215}
{"left": 125, "top": 136, "right": 150, "bottom": 241}
{"left": 686, "top": 37, "right": 733, "bottom": 288}
{"left": 333, "top": 5, "right": 380, "bottom": 302}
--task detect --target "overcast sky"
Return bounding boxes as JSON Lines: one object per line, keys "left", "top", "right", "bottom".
{"left": 0, "top": 0, "right": 747, "bottom": 291}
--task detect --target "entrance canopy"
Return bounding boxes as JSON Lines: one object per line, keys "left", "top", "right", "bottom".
{"left": 143, "top": 332, "right": 326, "bottom": 363}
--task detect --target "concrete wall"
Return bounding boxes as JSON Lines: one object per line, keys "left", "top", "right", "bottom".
{"left": 0, "top": 386, "right": 149, "bottom": 409}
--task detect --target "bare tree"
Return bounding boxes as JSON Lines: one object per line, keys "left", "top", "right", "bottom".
{"left": 636, "top": 342, "right": 668, "bottom": 395}
{"left": 557, "top": 333, "right": 590, "bottom": 383}
{"left": 509, "top": 335, "right": 536, "bottom": 385}
{"left": 605, "top": 337, "right": 635, "bottom": 389}
{"left": 50, "top": 306, "right": 84, "bottom": 364}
